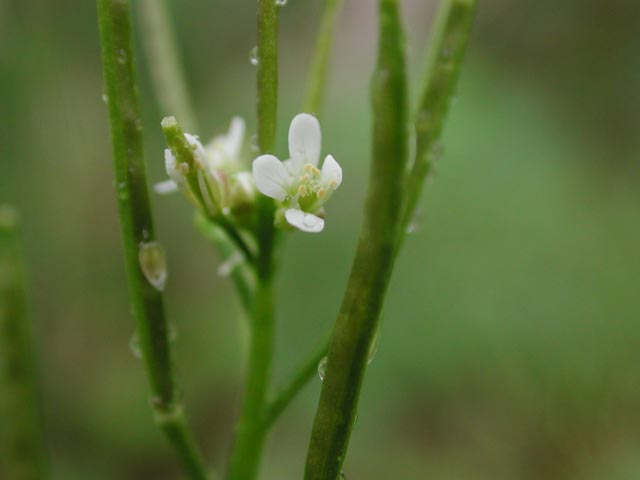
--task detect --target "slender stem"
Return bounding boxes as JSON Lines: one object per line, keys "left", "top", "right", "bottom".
{"left": 225, "top": 2, "right": 279, "bottom": 478}
{"left": 304, "top": 1, "right": 409, "bottom": 478}
{"left": 303, "top": 0, "right": 344, "bottom": 115}
{"left": 263, "top": 335, "right": 330, "bottom": 430}
{"left": 194, "top": 213, "right": 254, "bottom": 313}
{"left": 226, "top": 278, "right": 275, "bottom": 480}
{"left": 0, "top": 206, "right": 47, "bottom": 480}
{"left": 96, "top": 2, "right": 208, "bottom": 478}
{"left": 137, "top": 0, "right": 197, "bottom": 131}
{"left": 399, "top": 0, "right": 477, "bottom": 246}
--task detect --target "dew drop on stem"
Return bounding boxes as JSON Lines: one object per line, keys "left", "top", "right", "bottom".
{"left": 138, "top": 241, "right": 167, "bottom": 291}
{"left": 249, "top": 46, "right": 259, "bottom": 66}
{"left": 368, "top": 328, "right": 381, "bottom": 364}
{"left": 250, "top": 134, "right": 260, "bottom": 153}
{"left": 317, "top": 356, "right": 327, "bottom": 382}
{"left": 275, "top": 0, "right": 288, "bottom": 6}
{"left": 129, "top": 333, "right": 142, "bottom": 359}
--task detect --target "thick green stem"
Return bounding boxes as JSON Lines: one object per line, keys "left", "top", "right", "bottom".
{"left": 303, "top": 0, "right": 344, "bottom": 115}
{"left": 0, "top": 206, "right": 47, "bottom": 480}
{"left": 399, "top": 0, "right": 477, "bottom": 245}
{"left": 96, "top": 1, "right": 208, "bottom": 478}
{"left": 138, "top": 0, "right": 197, "bottom": 131}
{"left": 304, "top": 1, "right": 409, "bottom": 478}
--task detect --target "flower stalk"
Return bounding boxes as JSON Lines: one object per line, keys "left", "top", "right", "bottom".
{"left": 303, "top": 0, "right": 345, "bottom": 116}
{"left": 304, "top": 0, "right": 477, "bottom": 476}
{"left": 96, "top": 1, "right": 208, "bottom": 478}
{"left": 224, "top": 1, "right": 280, "bottom": 478}
{"left": 400, "top": 0, "right": 477, "bottom": 246}
{"left": 305, "top": 1, "right": 410, "bottom": 477}
{"left": 138, "top": 0, "right": 197, "bottom": 131}
{"left": 0, "top": 206, "right": 47, "bottom": 480}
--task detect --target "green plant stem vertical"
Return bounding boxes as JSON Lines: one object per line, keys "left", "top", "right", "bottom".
{"left": 305, "top": 0, "right": 409, "bottom": 478}
{"left": 399, "top": 0, "right": 477, "bottom": 242}
{"left": 0, "top": 206, "right": 47, "bottom": 480}
{"left": 96, "top": 1, "right": 208, "bottom": 478}
{"left": 225, "top": 2, "right": 279, "bottom": 479}
{"left": 303, "top": 0, "right": 344, "bottom": 115}
{"left": 138, "top": 0, "right": 197, "bottom": 131}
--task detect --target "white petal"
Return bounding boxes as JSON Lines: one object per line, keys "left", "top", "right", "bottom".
{"left": 185, "top": 133, "right": 207, "bottom": 166}
{"left": 154, "top": 180, "right": 179, "bottom": 195}
{"left": 234, "top": 171, "right": 254, "bottom": 194}
{"left": 320, "top": 155, "right": 342, "bottom": 189}
{"left": 285, "top": 209, "right": 325, "bottom": 233}
{"left": 288, "top": 113, "right": 321, "bottom": 172}
{"left": 252, "top": 155, "right": 290, "bottom": 201}
{"left": 222, "top": 116, "right": 245, "bottom": 158}
{"left": 164, "top": 149, "right": 183, "bottom": 185}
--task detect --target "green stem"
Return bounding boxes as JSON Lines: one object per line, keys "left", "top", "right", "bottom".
{"left": 96, "top": 2, "right": 208, "bottom": 478}
{"left": 225, "top": 277, "right": 275, "bottom": 480}
{"left": 137, "top": 0, "right": 197, "bottom": 131}
{"left": 225, "top": 2, "right": 279, "bottom": 478}
{"left": 303, "top": 0, "right": 344, "bottom": 115}
{"left": 304, "top": 1, "right": 409, "bottom": 478}
{"left": 399, "top": 0, "right": 477, "bottom": 246}
{"left": 0, "top": 206, "right": 47, "bottom": 480}
{"left": 263, "top": 335, "right": 330, "bottom": 430}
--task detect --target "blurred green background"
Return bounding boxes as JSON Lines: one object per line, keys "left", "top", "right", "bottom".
{"left": 2, "top": 0, "right": 640, "bottom": 478}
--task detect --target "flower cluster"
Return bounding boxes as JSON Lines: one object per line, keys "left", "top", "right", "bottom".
{"left": 158, "top": 113, "right": 342, "bottom": 233}
{"left": 157, "top": 117, "right": 254, "bottom": 218}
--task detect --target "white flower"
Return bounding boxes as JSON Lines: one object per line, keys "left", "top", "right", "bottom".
{"left": 252, "top": 113, "right": 342, "bottom": 233}
{"left": 157, "top": 117, "right": 255, "bottom": 215}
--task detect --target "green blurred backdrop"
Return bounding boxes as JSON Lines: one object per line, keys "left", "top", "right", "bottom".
{"left": 1, "top": 0, "right": 640, "bottom": 478}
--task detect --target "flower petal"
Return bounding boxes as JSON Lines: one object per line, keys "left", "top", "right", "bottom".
{"left": 222, "top": 116, "right": 245, "bottom": 158}
{"left": 154, "top": 180, "right": 179, "bottom": 195}
{"left": 164, "top": 149, "right": 184, "bottom": 186}
{"left": 252, "top": 155, "right": 290, "bottom": 201}
{"left": 285, "top": 209, "right": 325, "bottom": 233}
{"left": 320, "top": 155, "right": 342, "bottom": 189}
{"left": 288, "top": 113, "right": 321, "bottom": 172}
{"left": 185, "top": 133, "right": 208, "bottom": 166}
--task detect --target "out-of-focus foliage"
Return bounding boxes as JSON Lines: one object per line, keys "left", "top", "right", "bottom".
{"left": 1, "top": 0, "right": 639, "bottom": 478}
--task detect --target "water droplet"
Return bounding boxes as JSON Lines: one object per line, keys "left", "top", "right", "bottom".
{"left": 249, "top": 46, "right": 259, "bottom": 66}
{"left": 275, "top": 0, "right": 288, "bottom": 5}
{"left": 117, "top": 48, "right": 127, "bottom": 64}
{"left": 430, "top": 141, "right": 444, "bottom": 162}
{"left": 217, "top": 252, "right": 243, "bottom": 277}
{"left": 138, "top": 242, "right": 167, "bottom": 291}
{"left": 129, "top": 333, "right": 142, "bottom": 359}
{"left": 168, "top": 323, "right": 178, "bottom": 343}
{"left": 102, "top": 93, "right": 109, "bottom": 104}
{"left": 415, "top": 110, "right": 431, "bottom": 133}
{"left": 250, "top": 134, "right": 260, "bottom": 153}
{"left": 368, "top": 328, "right": 381, "bottom": 364}
{"left": 317, "top": 356, "right": 327, "bottom": 382}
